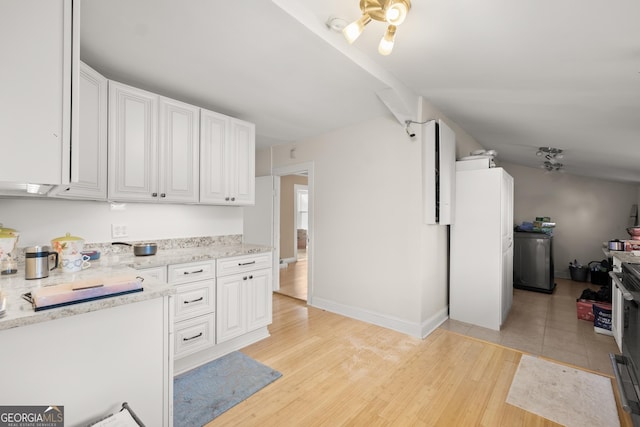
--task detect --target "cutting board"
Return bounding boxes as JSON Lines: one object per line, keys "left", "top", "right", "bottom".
{"left": 30, "top": 275, "right": 143, "bottom": 311}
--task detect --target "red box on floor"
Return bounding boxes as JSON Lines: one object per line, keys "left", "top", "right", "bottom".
{"left": 576, "top": 299, "right": 612, "bottom": 321}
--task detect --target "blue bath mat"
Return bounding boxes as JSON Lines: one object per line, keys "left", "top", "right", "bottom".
{"left": 174, "top": 351, "right": 282, "bottom": 426}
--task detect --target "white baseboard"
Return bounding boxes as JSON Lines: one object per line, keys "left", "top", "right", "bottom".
{"left": 420, "top": 306, "right": 449, "bottom": 338}
{"left": 311, "top": 297, "right": 442, "bottom": 339}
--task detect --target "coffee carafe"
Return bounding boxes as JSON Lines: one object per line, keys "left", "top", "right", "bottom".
{"left": 25, "top": 246, "right": 59, "bottom": 280}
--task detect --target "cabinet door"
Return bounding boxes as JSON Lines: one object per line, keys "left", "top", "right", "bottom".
{"left": 229, "top": 119, "right": 256, "bottom": 205}
{"left": 246, "top": 268, "right": 272, "bottom": 331}
{"left": 108, "top": 81, "right": 158, "bottom": 201}
{"left": 200, "top": 108, "right": 229, "bottom": 204}
{"left": 0, "top": 0, "right": 74, "bottom": 185}
{"left": 53, "top": 61, "right": 108, "bottom": 199}
{"left": 216, "top": 274, "right": 246, "bottom": 343}
{"left": 159, "top": 97, "right": 199, "bottom": 203}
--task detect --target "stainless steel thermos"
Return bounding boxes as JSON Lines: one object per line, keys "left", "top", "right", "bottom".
{"left": 25, "top": 246, "right": 59, "bottom": 280}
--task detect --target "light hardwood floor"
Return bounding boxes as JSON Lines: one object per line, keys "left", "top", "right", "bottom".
{"left": 208, "top": 293, "right": 631, "bottom": 426}
{"left": 276, "top": 250, "right": 307, "bottom": 301}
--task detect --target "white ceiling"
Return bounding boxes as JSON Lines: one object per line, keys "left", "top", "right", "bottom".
{"left": 80, "top": 0, "right": 640, "bottom": 183}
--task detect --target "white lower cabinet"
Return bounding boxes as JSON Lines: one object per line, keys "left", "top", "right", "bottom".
{"left": 168, "top": 260, "right": 216, "bottom": 360}
{"left": 135, "top": 252, "right": 273, "bottom": 375}
{"left": 137, "top": 265, "right": 168, "bottom": 283}
{"left": 217, "top": 254, "right": 273, "bottom": 343}
{"left": 174, "top": 313, "right": 216, "bottom": 359}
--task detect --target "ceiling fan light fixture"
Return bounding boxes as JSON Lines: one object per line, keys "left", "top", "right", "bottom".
{"left": 378, "top": 25, "right": 397, "bottom": 55}
{"left": 343, "top": 13, "right": 372, "bottom": 44}
{"left": 536, "top": 147, "right": 565, "bottom": 172}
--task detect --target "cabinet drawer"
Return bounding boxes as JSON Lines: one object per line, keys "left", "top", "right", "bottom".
{"left": 168, "top": 260, "right": 215, "bottom": 284}
{"left": 174, "top": 314, "right": 215, "bottom": 359}
{"left": 216, "top": 252, "right": 272, "bottom": 277}
{"left": 137, "top": 266, "right": 167, "bottom": 283}
{"left": 174, "top": 278, "right": 215, "bottom": 322}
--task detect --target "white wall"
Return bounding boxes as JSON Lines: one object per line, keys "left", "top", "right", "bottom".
{"left": 270, "top": 96, "right": 486, "bottom": 337}
{"left": 501, "top": 162, "right": 638, "bottom": 277}
{"left": 272, "top": 115, "right": 425, "bottom": 333}
{"left": 0, "top": 198, "right": 243, "bottom": 247}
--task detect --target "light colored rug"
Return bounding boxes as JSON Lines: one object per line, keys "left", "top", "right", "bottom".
{"left": 174, "top": 351, "right": 282, "bottom": 427}
{"left": 507, "top": 354, "right": 620, "bottom": 427}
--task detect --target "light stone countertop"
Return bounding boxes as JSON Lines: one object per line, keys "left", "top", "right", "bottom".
{"left": 0, "top": 242, "right": 272, "bottom": 331}
{"left": 601, "top": 243, "right": 640, "bottom": 265}
{"left": 106, "top": 243, "right": 272, "bottom": 269}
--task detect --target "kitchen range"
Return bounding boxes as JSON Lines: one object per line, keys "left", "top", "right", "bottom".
{"left": 611, "top": 262, "right": 640, "bottom": 426}
{"left": 607, "top": 226, "right": 640, "bottom": 426}
{"left": 0, "top": 234, "right": 273, "bottom": 426}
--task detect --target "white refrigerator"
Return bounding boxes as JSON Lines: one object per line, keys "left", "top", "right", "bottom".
{"left": 449, "top": 166, "right": 514, "bottom": 331}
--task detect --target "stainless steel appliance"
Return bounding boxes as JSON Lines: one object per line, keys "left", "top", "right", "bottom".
{"left": 513, "top": 232, "right": 555, "bottom": 293}
{"left": 610, "top": 262, "right": 640, "bottom": 426}
{"left": 24, "top": 246, "right": 59, "bottom": 280}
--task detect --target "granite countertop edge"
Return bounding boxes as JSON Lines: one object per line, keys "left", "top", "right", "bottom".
{"left": 0, "top": 242, "right": 273, "bottom": 331}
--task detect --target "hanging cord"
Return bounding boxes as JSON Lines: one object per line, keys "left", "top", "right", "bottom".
{"left": 404, "top": 119, "right": 435, "bottom": 138}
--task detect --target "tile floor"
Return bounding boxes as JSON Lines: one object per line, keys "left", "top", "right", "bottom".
{"left": 440, "top": 277, "right": 619, "bottom": 376}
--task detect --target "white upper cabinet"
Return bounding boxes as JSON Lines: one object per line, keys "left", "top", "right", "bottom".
{"left": 0, "top": 0, "right": 77, "bottom": 187}
{"left": 52, "top": 61, "right": 108, "bottom": 200}
{"left": 108, "top": 81, "right": 158, "bottom": 201}
{"left": 108, "top": 81, "right": 199, "bottom": 203}
{"left": 200, "top": 109, "right": 255, "bottom": 205}
{"left": 158, "top": 97, "right": 200, "bottom": 203}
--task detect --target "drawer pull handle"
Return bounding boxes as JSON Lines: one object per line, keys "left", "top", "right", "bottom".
{"left": 184, "top": 297, "right": 204, "bottom": 304}
{"left": 238, "top": 261, "right": 256, "bottom": 266}
{"left": 249, "top": 275, "right": 253, "bottom": 279}
{"left": 183, "top": 269, "right": 204, "bottom": 275}
{"left": 183, "top": 332, "right": 203, "bottom": 341}
{"left": 243, "top": 276, "right": 248, "bottom": 281}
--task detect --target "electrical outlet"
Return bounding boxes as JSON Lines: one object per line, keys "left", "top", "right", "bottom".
{"left": 111, "top": 224, "right": 128, "bottom": 238}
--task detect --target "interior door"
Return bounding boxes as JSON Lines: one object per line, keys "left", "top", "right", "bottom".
{"left": 243, "top": 176, "right": 280, "bottom": 290}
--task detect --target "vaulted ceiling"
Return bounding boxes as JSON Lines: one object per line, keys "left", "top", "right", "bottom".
{"left": 81, "top": 0, "right": 640, "bottom": 183}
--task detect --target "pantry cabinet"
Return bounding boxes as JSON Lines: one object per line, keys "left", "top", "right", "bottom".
{"left": 52, "top": 62, "right": 108, "bottom": 200}
{"left": 108, "top": 81, "right": 199, "bottom": 203}
{"left": 216, "top": 253, "right": 272, "bottom": 343}
{"left": 200, "top": 109, "right": 255, "bottom": 205}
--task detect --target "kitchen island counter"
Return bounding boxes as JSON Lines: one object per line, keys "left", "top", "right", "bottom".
{"left": 0, "top": 264, "right": 173, "bottom": 331}
{"left": 0, "top": 242, "right": 271, "bottom": 331}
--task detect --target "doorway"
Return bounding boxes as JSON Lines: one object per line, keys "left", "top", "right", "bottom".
{"left": 273, "top": 163, "right": 314, "bottom": 304}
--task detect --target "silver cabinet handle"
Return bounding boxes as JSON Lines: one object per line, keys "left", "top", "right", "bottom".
{"left": 183, "top": 269, "right": 204, "bottom": 275}
{"left": 183, "top": 297, "right": 203, "bottom": 304}
{"left": 183, "top": 332, "right": 203, "bottom": 341}
{"left": 238, "top": 261, "right": 256, "bottom": 266}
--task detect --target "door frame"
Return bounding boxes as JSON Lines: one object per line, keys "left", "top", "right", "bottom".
{"left": 273, "top": 162, "right": 314, "bottom": 305}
